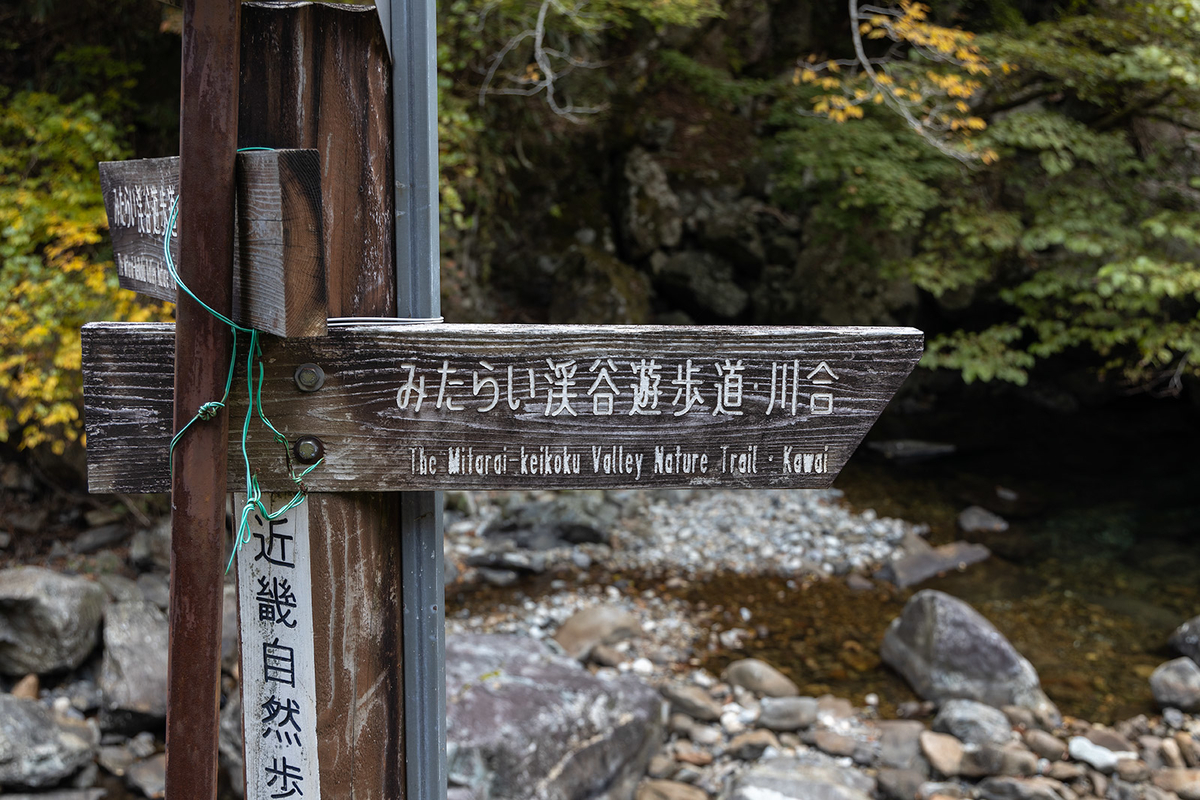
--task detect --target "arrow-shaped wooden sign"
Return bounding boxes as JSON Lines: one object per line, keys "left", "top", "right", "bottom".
{"left": 82, "top": 321, "right": 922, "bottom": 494}
{"left": 99, "top": 149, "right": 328, "bottom": 337}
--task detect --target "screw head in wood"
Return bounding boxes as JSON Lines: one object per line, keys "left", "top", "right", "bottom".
{"left": 293, "top": 436, "right": 324, "bottom": 464}
{"left": 294, "top": 363, "right": 325, "bottom": 392}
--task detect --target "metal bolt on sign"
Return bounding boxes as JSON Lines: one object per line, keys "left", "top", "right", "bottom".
{"left": 294, "top": 363, "right": 325, "bottom": 392}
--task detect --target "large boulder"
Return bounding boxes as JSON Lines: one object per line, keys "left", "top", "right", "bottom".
{"left": 1170, "top": 616, "right": 1200, "bottom": 663}
{"left": 446, "top": 633, "right": 664, "bottom": 800}
{"left": 725, "top": 755, "right": 876, "bottom": 800}
{"left": 619, "top": 147, "right": 682, "bottom": 260}
{"left": 1150, "top": 658, "right": 1200, "bottom": 711}
{"left": 549, "top": 247, "right": 653, "bottom": 325}
{"left": 99, "top": 600, "right": 170, "bottom": 726}
{"left": 0, "top": 567, "right": 106, "bottom": 675}
{"left": 651, "top": 251, "right": 748, "bottom": 321}
{"left": 881, "top": 590, "right": 1059, "bottom": 725}
{"left": 0, "top": 695, "right": 96, "bottom": 788}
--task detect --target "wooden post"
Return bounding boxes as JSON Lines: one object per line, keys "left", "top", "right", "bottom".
{"left": 167, "top": 0, "right": 239, "bottom": 799}
{"left": 238, "top": 4, "right": 405, "bottom": 797}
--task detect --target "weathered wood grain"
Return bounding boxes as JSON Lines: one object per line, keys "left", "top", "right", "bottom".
{"left": 83, "top": 322, "right": 923, "bottom": 494}
{"left": 237, "top": 6, "right": 403, "bottom": 799}
{"left": 98, "top": 149, "right": 327, "bottom": 337}
{"left": 238, "top": 1, "right": 394, "bottom": 318}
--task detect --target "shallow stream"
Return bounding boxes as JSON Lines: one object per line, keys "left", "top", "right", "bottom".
{"left": 695, "top": 390, "right": 1200, "bottom": 723}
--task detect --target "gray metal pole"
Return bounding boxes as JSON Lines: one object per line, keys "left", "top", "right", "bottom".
{"left": 386, "top": 0, "right": 447, "bottom": 797}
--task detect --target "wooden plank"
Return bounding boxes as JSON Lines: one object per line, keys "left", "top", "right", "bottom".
{"left": 98, "top": 149, "right": 327, "bottom": 338}
{"left": 238, "top": 1, "right": 394, "bottom": 319}
{"left": 83, "top": 322, "right": 923, "bottom": 494}
{"left": 237, "top": 6, "right": 403, "bottom": 799}
{"left": 235, "top": 493, "right": 323, "bottom": 800}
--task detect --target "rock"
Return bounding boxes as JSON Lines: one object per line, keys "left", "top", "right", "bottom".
{"left": 1085, "top": 728, "right": 1136, "bottom": 754}
{"left": 817, "top": 695, "right": 856, "bottom": 721}
{"left": 1153, "top": 768, "right": 1200, "bottom": 800}
{"left": 976, "top": 776, "right": 1071, "bottom": 800}
{"left": 620, "top": 147, "right": 682, "bottom": 260}
{"left": 958, "top": 507, "right": 1010, "bottom": 534}
{"left": 446, "top": 634, "right": 663, "bottom": 800}
{"left": 687, "top": 724, "right": 721, "bottom": 747}
{"left": 72, "top": 524, "right": 129, "bottom": 554}
{"left": 813, "top": 730, "right": 858, "bottom": 758}
{"left": 97, "top": 574, "right": 141, "bottom": 603}
{"left": 591, "top": 645, "right": 625, "bottom": 667}
{"left": 1174, "top": 732, "right": 1200, "bottom": 767}
{"left": 637, "top": 779, "right": 708, "bottom": 800}
{"left": 11, "top": 673, "right": 39, "bottom": 700}
{"left": 128, "top": 518, "right": 171, "bottom": 571}
{"left": 696, "top": 197, "right": 766, "bottom": 271}
{"left": 477, "top": 567, "right": 519, "bottom": 587}
{"left": 723, "top": 659, "right": 798, "bottom": 697}
{"left": 662, "top": 684, "right": 722, "bottom": 722}
{"left": 97, "top": 744, "right": 136, "bottom": 776}
{"left": 881, "top": 590, "right": 1060, "bottom": 726}
{"left": 126, "top": 753, "right": 166, "bottom": 799}
{"left": 757, "top": 696, "right": 819, "bottom": 731}
{"left": 1068, "top": 736, "right": 1135, "bottom": 773}
{"left": 1162, "top": 737, "right": 1187, "bottom": 768}
{"left": 218, "top": 683, "right": 244, "bottom": 798}
{"left": 1115, "top": 760, "right": 1151, "bottom": 783}
{"left": 0, "top": 694, "right": 96, "bottom": 788}
{"left": 876, "top": 542, "right": 991, "bottom": 589}
{"left": 674, "top": 740, "right": 712, "bottom": 766}
{"left": 1002, "top": 706, "right": 1037, "bottom": 730}
{"left": 1170, "top": 617, "right": 1200, "bottom": 663}
{"left": 6, "top": 508, "right": 48, "bottom": 533}
{"left": 487, "top": 493, "right": 619, "bottom": 549}
{"left": 1025, "top": 730, "right": 1067, "bottom": 761}
{"left": 0, "top": 567, "right": 106, "bottom": 676}
{"left": 100, "top": 600, "right": 170, "bottom": 726}
{"left": 647, "top": 754, "right": 677, "bottom": 780}
{"left": 651, "top": 251, "right": 748, "bottom": 320}
{"left": 553, "top": 607, "right": 642, "bottom": 660}
{"left": 999, "top": 744, "right": 1038, "bottom": 777}
{"left": 877, "top": 768, "right": 926, "bottom": 800}
{"left": 1045, "top": 762, "right": 1084, "bottom": 781}
{"left": 933, "top": 699, "right": 1013, "bottom": 746}
{"left": 221, "top": 584, "right": 239, "bottom": 674}
{"left": 136, "top": 573, "right": 169, "bottom": 610}
{"left": 549, "top": 247, "right": 653, "bottom": 325}
{"left": 919, "top": 731, "right": 964, "bottom": 777}
{"left": 725, "top": 755, "right": 876, "bottom": 800}
{"left": 878, "top": 720, "right": 928, "bottom": 772}
{"left": 1151, "top": 659, "right": 1200, "bottom": 711}
{"left": 729, "top": 730, "right": 780, "bottom": 760}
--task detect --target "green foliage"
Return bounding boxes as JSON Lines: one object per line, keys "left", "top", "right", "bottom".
{"left": 771, "top": 111, "right": 957, "bottom": 233}
{"left": 656, "top": 50, "right": 772, "bottom": 106}
{"left": 0, "top": 88, "right": 164, "bottom": 452}
{"left": 776, "top": 0, "right": 1200, "bottom": 387}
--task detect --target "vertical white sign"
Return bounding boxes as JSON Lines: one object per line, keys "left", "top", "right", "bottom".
{"left": 236, "top": 494, "right": 322, "bottom": 800}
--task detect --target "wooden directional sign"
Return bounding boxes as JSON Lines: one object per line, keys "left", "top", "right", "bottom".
{"left": 82, "top": 322, "right": 922, "bottom": 494}
{"left": 99, "top": 149, "right": 328, "bottom": 338}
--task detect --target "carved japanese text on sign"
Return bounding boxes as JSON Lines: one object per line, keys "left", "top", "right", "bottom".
{"left": 82, "top": 323, "right": 923, "bottom": 493}
{"left": 236, "top": 495, "right": 321, "bottom": 800}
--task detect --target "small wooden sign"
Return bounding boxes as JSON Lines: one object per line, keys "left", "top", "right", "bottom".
{"left": 99, "top": 149, "right": 328, "bottom": 338}
{"left": 83, "top": 322, "right": 922, "bottom": 493}
{"left": 235, "top": 493, "right": 322, "bottom": 800}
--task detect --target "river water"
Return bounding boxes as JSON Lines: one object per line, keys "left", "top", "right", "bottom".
{"left": 695, "top": 389, "right": 1200, "bottom": 723}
